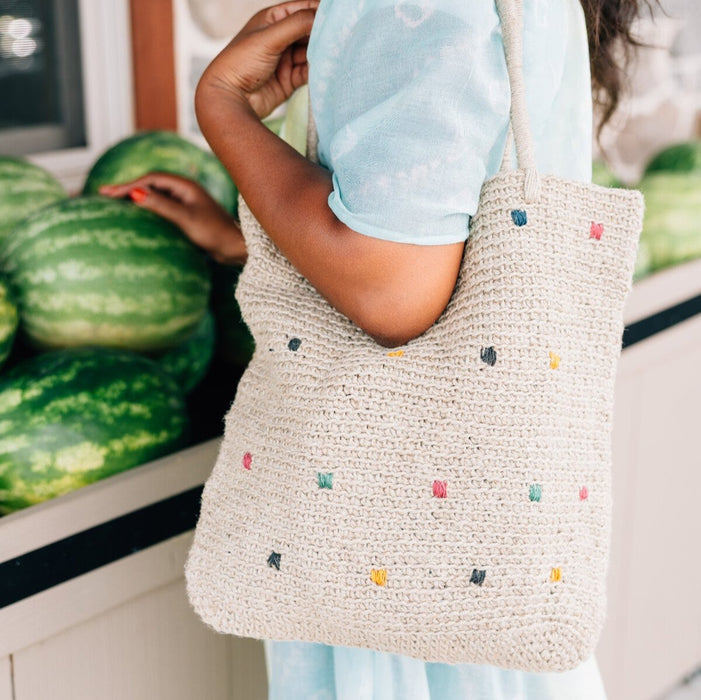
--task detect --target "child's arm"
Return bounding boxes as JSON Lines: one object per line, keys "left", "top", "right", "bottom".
{"left": 99, "top": 174, "right": 246, "bottom": 266}
{"left": 199, "top": 1, "right": 464, "bottom": 348}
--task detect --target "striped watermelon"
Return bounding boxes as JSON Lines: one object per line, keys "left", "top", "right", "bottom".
{"left": 0, "top": 157, "right": 66, "bottom": 244}
{"left": 82, "top": 131, "right": 238, "bottom": 214}
{"left": 157, "top": 309, "right": 216, "bottom": 394}
{"left": 0, "top": 276, "right": 18, "bottom": 368}
{"left": 0, "top": 196, "right": 211, "bottom": 352}
{"left": 645, "top": 141, "right": 701, "bottom": 175}
{"left": 0, "top": 347, "right": 189, "bottom": 513}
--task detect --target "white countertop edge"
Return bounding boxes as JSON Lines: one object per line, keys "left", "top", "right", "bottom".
{"left": 0, "top": 438, "right": 221, "bottom": 562}
{"left": 624, "top": 259, "right": 701, "bottom": 326}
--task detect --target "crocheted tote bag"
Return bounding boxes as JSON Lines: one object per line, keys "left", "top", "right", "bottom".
{"left": 185, "top": 0, "right": 644, "bottom": 672}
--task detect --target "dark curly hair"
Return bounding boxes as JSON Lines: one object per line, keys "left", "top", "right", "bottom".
{"left": 578, "top": 0, "right": 660, "bottom": 138}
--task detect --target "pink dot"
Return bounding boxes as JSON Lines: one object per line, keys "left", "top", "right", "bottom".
{"left": 433, "top": 480, "right": 447, "bottom": 498}
{"left": 589, "top": 222, "right": 604, "bottom": 240}
{"left": 243, "top": 452, "right": 252, "bottom": 470}
{"left": 579, "top": 486, "right": 588, "bottom": 500}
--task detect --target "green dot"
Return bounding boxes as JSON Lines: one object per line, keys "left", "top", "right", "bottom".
{"left": 529, "top": 483, "right": 542, "bottom": 502}
{"left": 317, "top": 472, "right": 333, "bottom": 489}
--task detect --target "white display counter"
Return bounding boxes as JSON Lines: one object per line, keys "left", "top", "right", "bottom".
{"left": 1, "top": 260, "right": 700, "bottom": 700}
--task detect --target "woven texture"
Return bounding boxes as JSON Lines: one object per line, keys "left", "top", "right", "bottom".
{"left": 185, "top": 0, "right": 644, "bottom": 672}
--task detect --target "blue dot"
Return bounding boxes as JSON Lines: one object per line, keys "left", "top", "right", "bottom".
{"left": 480, "top": 346, "right": 497, "bottom": 366}
{"left": 470, "top": 569, "right": 486, "bottom": 586}
{"left": 288, "top": 338, "right": 301, "bottom": 351}
{"left": 511, "top": 209, "right": 527, "bottom": 226}
{"left": 267, "top": 551, "right": 281, "bottom": 570}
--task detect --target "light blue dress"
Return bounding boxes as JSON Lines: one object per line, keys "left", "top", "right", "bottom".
{"left": 266, "top": 0, "right": 607, "bottom": 697}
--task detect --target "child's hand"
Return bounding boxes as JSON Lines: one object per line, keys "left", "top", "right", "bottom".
{"left": 196, "top": 0, "right": 318, "bottom": 119}
{"left": 99, "top": 173, "right": 247, "bottom": 266}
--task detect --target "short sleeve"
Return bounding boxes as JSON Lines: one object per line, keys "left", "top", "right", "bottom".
{"left": 308, "top": 2, "right": 512, "bottom": 245}
{"left": 307, "top": 0, "right": 591, "bottom": 246}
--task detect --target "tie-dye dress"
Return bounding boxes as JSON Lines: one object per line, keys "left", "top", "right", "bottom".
{"left": 266, "top": 0, "right": 608, "bottom": 697}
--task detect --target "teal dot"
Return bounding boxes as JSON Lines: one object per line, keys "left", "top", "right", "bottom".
{"left": 317, "top": 472, "right": 333, "bottom": 489}
{"left": 511, "top": 209, "right": 527, "bottom": 226}
{"left": 529, "top": 483, "right": 542, "bottom": 502}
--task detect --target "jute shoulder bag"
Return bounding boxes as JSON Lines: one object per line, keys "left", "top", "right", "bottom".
{"left": 185, "top": 0, "right": 644, "bottom": 672}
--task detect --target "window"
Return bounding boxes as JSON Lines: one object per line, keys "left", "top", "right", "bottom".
{"left": 0, "top": 0, "right": 86, "bottom": 155}
{"left": 0, "top": 0, "right": 133, "bottom": 192}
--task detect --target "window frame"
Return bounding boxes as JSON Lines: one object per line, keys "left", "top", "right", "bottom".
{"left": 26, "top": 0, "right": 134, "bottom": 193}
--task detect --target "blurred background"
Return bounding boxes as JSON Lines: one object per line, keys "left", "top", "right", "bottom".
{"left": 0, "top": 1, "right": 699, "bottom": 699}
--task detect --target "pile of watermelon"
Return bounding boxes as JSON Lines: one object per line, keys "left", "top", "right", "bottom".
{"left": 0, "top": 132, "right": 256, "bottom": 514}
{"left": 593, "top": 140, "right": 701, "bottom": 281}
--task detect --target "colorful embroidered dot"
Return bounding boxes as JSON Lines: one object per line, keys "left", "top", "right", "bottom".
{"left": 511, "top": 209, "right": 527, "bottom": 226}
{"left": 288, "top": 337, "right": 302, "bottom": 351}
{"left": 550, "top": 567, "right": 562, "bottom": 582}
{"left": 481, "top": 346, "right": 497, "bottom": 366}
{"left": 387, "top": 350, "right": 404, "bottom": 357}
{"left": 549, "top": 351, "right": 560, "bottom": 369}
{"left": 432, "top": 480, "right": 447, "bottom": 498}
{"left": 529, "top": 483, "right": 542, "bottom": 502}
{"left": 590, "top": 222, "right": 604, "bottom": 240}
{"left": 470, "top": 569, "right": 486, "bottom": 586}
{"left": 370, "top": 568, "right": 387, "bottom": 587}
{"left": 579, "top": 486, "right": 589, "bottom": 501}
{"left": 267, "top": 551, "right": 281, "bottom": 570}
{"left": 242, "top": 452, "right": 252, "bottom": 470}
{"left": 317, "top": 472, "right": 333, "bottom": 489}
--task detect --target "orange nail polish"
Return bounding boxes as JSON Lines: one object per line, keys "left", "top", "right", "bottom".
{"left": 130, "top": 187, "right": 148, "bottom": 203}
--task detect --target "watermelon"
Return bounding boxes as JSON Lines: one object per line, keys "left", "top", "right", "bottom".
{"left": 637, "top": 172, "right": 701, "bottom": 274}
{"left": 0, "top": 157, "right": 66, "bottom": 244}
{"left": 0, "top": 276, "right": 18, "bottom": 369}
{"left": 210, "top": 263, "right": 255, "bottom": 367}
{"left": 0, "top": 196, "right": 211, "bottom": 352}
{"left": 644, "top": 141, "right": 701, "bottom": 176}
{"left": 157, "top": 309, "right": 216, "bottom": 394}
{"left": 82, "top": 131, "right": 238, "bottom": 215}
{"left": 0, "top": 348, "right": 189, "bottom": 513}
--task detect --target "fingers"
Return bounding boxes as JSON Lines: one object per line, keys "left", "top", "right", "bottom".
{"left": 275, "top": 45, "right": 309, "bottom": 95}
{"left": 254, "top": 8, "right": 317, "bottom": 56}
{"left": 291, "top": 43, "right": 307, "bottom": 65}
{"left": 122, "top": 186, "right": 193, "bottom": 230}
{"left": 245, "top": 0, "right": 319, "bottom": 32}
{"left": 98, "top": 172, "right": 201, "bottom": 229}
{"left": 99, "top": 172, "right": 205, "bottom": 205}
{"left": 266, "top": 0, "right": 319, "bottom": 24}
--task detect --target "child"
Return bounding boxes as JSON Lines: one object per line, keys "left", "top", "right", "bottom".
{"left": 101, "top": 0, "right": 652, "bottom": 696}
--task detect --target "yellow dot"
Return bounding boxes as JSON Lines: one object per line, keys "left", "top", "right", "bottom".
{"left": 370, "top": 568, "right": 387, "bottom": 586}
{"left": 549, "top": 351, "right": 560, "bottom": 369}
{"left": 550, "top": 567, "right": 562, "bottom": 582}
{"left": 387, "top": 350, "right": 404, "bottom": 357}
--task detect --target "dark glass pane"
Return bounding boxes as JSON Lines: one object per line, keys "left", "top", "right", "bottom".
{"left": 0, "top": 0, "right": 85, "bottom": 154}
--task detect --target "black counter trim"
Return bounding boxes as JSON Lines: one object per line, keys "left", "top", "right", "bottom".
{"left": 0, "top": 486, "right": 202, "bottom": 609}
{"left": 1, "top": 295, "right": 700, "bottom": 610}
{"left": 622, "top": 294, "right": 701, "bottom": 348}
